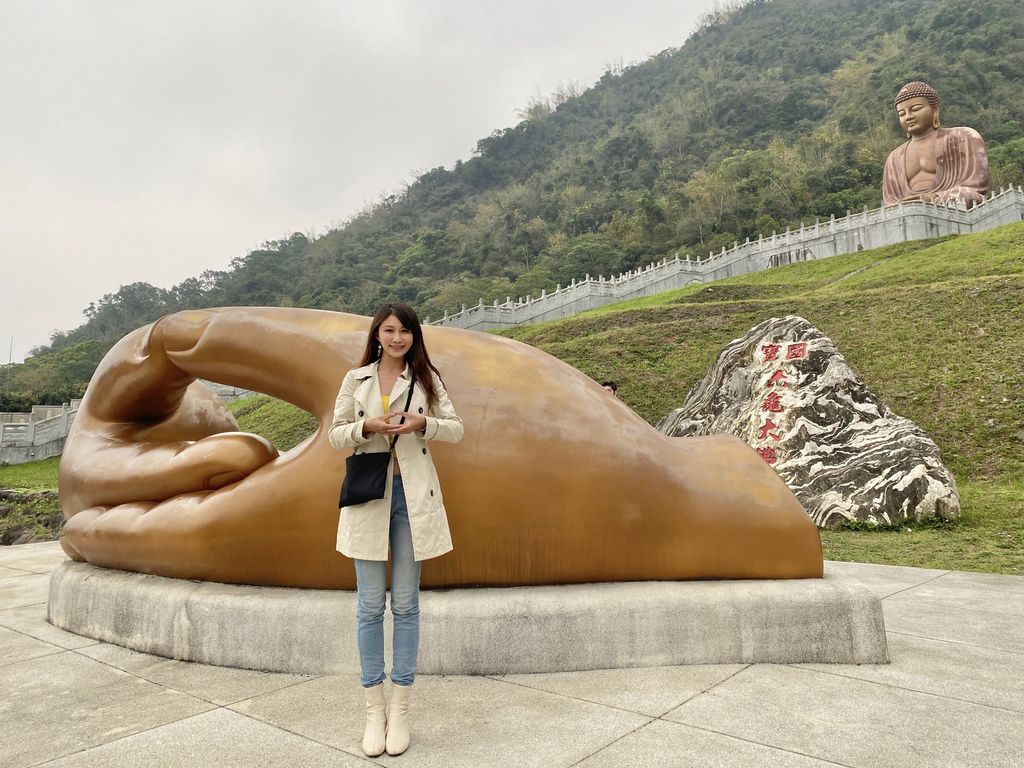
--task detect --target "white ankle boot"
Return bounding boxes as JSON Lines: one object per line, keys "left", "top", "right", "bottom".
{"left": 362, "top": 683, "right": 387, "bottom": 757}
{"left": 385, "top": 682, "right": 413, "bottom": 756}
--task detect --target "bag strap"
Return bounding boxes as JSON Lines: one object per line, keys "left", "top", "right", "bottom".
{"left": 387, "top": 376, "right": 416, "bottom": 454}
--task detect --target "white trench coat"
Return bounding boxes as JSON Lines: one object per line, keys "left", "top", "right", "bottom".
{"left": 328, "top": 362, "right": 463, "bottom": 561}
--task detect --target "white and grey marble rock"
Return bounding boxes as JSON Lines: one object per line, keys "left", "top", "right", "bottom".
{"left": 657, "top": 315, "right": 960, "bottom": 527}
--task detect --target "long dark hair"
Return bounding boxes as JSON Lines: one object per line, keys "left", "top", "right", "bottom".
{"left": 360, "top": 302, "right": 443, "bottom": 407}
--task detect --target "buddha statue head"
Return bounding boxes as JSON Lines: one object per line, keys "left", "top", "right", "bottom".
{"left": 894, "top": 81, "right": 940, "bottom": 138}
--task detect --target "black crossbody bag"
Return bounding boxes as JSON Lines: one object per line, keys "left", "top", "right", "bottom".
{"left": 338, "top": 378, "right": 415, "bottom": 507}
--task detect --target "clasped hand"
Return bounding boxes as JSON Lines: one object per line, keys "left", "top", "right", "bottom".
{"left": 362, "top": 411, "right": 427, "bottom": 436}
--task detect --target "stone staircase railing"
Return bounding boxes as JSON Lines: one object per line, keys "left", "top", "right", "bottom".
{"left": 0, "top": 381, "right": 258, "bottom": 467}
{"left": 429, "top": 186, "right": 1024, "bottom": 331}
{"left": 0, "top": 401, "right": 82, "bottom": 465}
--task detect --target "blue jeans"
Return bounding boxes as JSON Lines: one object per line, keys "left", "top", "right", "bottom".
{"left": 354, "top": 477, "right": 422, "bottom": 688}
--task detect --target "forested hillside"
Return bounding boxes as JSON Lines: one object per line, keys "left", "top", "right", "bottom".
{"left": 4, "top": 0, "right": 1024, "bottom": 409}
{"left": 7, "top": 225, "right": 1020, "bottom": 570}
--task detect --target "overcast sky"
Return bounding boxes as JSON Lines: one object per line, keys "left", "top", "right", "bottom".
{"left": 1, "top": 0, "right": 717, "bottom": 363}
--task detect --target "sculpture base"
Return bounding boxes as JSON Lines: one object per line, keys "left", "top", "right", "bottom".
{"left": 47, "top": 562, "right": 887, "bottom": 674}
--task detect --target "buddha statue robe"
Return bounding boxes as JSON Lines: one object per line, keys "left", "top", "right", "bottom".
{"left": 882, "top": 126, "right": 989, "bottom": 208}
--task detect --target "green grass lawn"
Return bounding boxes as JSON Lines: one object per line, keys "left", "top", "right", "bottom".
{"left": 0, "top": 457, "right": 61, "bottom": 491}
{"left": 3, "top": 224, "right": 1022, "bottom": 573}
{"left": 821, "top": 478, "right": 1024, "bottom": 573}
{"left": 0, "top": 457, "right": 62, "bottom": 544}
{"left": 227, "top": 395, "right": 318, "bottom": 452}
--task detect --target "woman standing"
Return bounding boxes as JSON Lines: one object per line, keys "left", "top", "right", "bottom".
{"left": 329, "top": 302, "right": 463, "bottom": 757}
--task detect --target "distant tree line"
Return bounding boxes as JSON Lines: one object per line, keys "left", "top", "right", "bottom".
{"left": 3, "top": 0, "right": 1023, "bottom": 409}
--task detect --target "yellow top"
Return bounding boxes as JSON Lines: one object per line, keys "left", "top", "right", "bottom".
{"left": 381, "top": 394, "right": 389, "bottom": 414}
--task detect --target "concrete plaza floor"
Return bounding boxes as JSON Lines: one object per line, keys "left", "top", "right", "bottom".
{"left": 1, "top": 541, "right": 1022, "bottom": 768}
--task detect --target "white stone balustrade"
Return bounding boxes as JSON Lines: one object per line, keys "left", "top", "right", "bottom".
{"left": 0, "top": 381, "right": 255, "bottom": 466}
{"left": 2, "top": 188, "right": 1023, "bottom": 464}
{"left": 0, "top": 400, "right": 81, "bottom": 465}
{"left": 429, "top": 187, "right": 1024, "bottom": 331}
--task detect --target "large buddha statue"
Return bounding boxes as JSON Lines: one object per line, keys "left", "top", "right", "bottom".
{"left": 882, "top": 81, "right": 988, "bottom": 208}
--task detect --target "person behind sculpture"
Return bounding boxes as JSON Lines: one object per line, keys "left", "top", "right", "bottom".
{"left": 882, "top": 81, "right": 988, "bottom": 209}
{"left": 329, "top": 302, "right": 463, "bottom": 757}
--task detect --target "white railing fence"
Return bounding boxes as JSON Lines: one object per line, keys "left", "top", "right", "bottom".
{"left": 2, "top": 188, "right": 1023, "bottom": 463}
{"left": 429, "top": 187, "right": 1024, "bottom": 331}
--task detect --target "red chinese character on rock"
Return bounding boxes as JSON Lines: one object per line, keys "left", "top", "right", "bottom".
{"left": 786, "top": 342, "right": 808, "bottom": 360}
{"left": 761, "top": 392, "right": 784, "bottom": 413}
{"left": 761, "top": 343, "right": 782, "bottom": 361}
{"left": 756, "top": 446, "right": 778, "bottom": 464}
{"left": 767, "top": 370, "right": 790, "bottom": 388}
{"left": 757, "top": 418, "right": 781, "bottom": 441}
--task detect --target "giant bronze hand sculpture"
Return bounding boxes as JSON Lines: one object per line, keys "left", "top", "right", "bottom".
{"left": 59, "top": 307, "right": 822, "bottom": 588}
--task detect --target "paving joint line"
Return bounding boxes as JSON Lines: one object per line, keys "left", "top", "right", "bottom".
{"left": 660, "top": 663, "right": 751, "bottom": 713}
{"left": 27, "top": 708, "right": 217, "bottom": 768}
{"left": 0, "top": 612, "right": 100, "bottom": 651}
{"left": 21, "top": 668, "right": 356, "bottom": 768}
{"left": 879, "top": 571, "right": 951, "bottom": 599}
{"left": 67, "top": 643, "right": 323, "bottom": 709}
{"left": 565, "top": 717, "right": 657, "bottom": 768}
{"left": 885, "top": 628, "right": 1024, "bottom": 656}
{"left": 0, "top": 647, "right": 66, "bottom": 670}
{"left": 0, "top": 600, "right": 47, "bottom": 613}
{"left": 66, "top": 644, "right": 222, "bottom": 703}
{"left": 216, "top": 673, "right": 323, "bottom": 708}
{"left": 226, "top": 706, "right": 377, "bottom": 764}
{"left": 931, "top": 571, "right": 1024, "bottom": 589}
{"left": 484, "top": 674, "right": 662, "bottom": 719}
{"left": 888, "top": 600, "right": 1024, "bottom": 619}
{"left": 782, "top": 663, "right": 1024, "bottom": 715}
{"left": 0, "top": 567, "right": 36, "bottom": 577}
{"left": 487, "top": 664, "right": 760, "bottom": 721}
{"left": 657, "top": 719, "right": 858, "bottom": 768}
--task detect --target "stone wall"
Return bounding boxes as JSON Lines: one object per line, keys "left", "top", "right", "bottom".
{"left": 0, "top": 437, "right": 67, "bottom": 466}
{"left": 0, "top": 401, "right": 80, "bottom": 466}
{"left": 0, "top": 381, "right": 257, "bottom": 467}
{"left": 430, "top": 187, "right": 1024, "bottom": 331}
